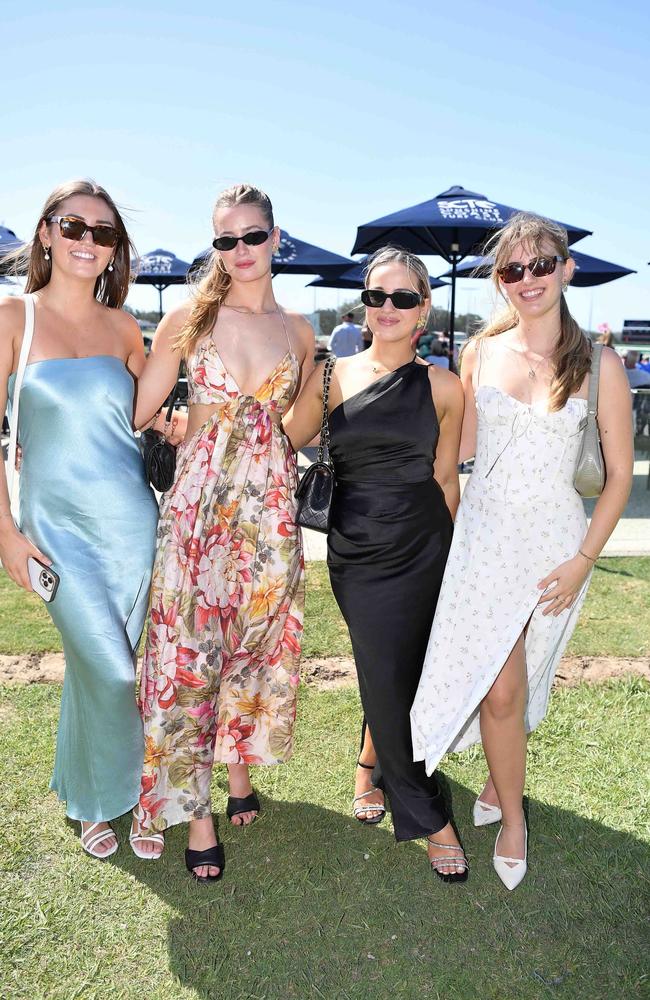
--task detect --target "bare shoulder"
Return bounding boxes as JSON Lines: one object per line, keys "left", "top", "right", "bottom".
{"left": 0, "top": 295, "right": 26, "bottom": 340}
{"left": 425, "top": 362, "right": 464, "bottom": 412}
{"left": 283, "top": 309, "right": 315, "bottom": 349}
{"left": 161, "top": 298, "right": 193, "bottom": 331}
{"left": 599, "top": 345, "right": 625, "bottom": 379}
{"left": 106, "top": 306, "right": 142, "bottom": 338}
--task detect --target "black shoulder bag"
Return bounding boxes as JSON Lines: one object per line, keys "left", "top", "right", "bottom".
{"left": 295, "top": 354, "right": 336, "bottom": 533}
{"left": 140, "top": 386, "right": 178, "bottom": 493}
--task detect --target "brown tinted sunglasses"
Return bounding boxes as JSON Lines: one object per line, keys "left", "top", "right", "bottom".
{"left": 497, "top": 255, "right": 566, "bottom": 284}
{"left": 48, "top": 215, "right": 120, "bottom": 248}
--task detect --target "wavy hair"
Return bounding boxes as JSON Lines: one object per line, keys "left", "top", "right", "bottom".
{"left": 174, "top": 184, "right": 274, "bottom": 358}
{"left": 473, "top": 212, "right": 591, "bottom": 411}
{"left": 5, "top": 179, "right": 134, "bottom": 308}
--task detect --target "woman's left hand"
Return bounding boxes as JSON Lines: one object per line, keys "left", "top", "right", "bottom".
{"left": 537, "top": 554, "right": 593, "bottom": 617}
{"left": 166, "top": 409, "right": 188, "bottom": 445}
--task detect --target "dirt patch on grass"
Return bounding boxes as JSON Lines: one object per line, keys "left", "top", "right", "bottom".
{"left": 300, "top": 655, "right": 649, "bottom": 690}
{"left": 1, "top": 652, "right": 648, "bottom": 689}
{"left": 0, "top": 653, "right": 66, "bottom": 684}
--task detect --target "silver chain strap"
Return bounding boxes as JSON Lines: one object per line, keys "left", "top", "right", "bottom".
{"left": 317, "top": 354, "right": 337, "bottom": 463}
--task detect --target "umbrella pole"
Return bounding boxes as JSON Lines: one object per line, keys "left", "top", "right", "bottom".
{"left": 449, "top": 253, "right": 458, "bottom": 374}
{"left": 158, "top": 286, "right": 163, "bottom": 322}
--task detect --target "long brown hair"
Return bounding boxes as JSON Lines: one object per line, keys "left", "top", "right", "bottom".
{"left": 174, "top": 184, "right": 274, "bottom": 358}
{"left": 473, "top": 212, "right": 591, "bottom": 411}
{"left": 5, "top": 179, "right": 134, "bottom": 308}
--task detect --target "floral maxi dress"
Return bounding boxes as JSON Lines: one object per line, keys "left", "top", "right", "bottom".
{"left": 138, "top": 327, "right": 304, "bottom": 832}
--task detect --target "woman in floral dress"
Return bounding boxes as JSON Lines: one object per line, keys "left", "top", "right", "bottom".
{"left": 131, "top": 184, "right": 314, "bottom": 880}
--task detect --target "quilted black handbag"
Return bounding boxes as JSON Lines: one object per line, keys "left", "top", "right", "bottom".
{"left": 140, "top": 387, "right": 178, "bottom": 493}
{"left": 295, "top": 354, "right": 336, "bottom": 533}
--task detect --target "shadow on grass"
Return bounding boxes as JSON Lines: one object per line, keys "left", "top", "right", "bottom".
{"left": 593, "top": 563, "right": 638, "bottom": 578}
{"left": 110, "top": 779, "right": 648, "bottom": 1000}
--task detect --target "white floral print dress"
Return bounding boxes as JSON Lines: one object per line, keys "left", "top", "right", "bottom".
{"left": 410, "top": 361, "right": 592, "bottom": 777}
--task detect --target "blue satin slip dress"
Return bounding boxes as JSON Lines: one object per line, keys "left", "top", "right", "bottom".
{"left": 8, "top": 354, "right": 159, "bottom": 822}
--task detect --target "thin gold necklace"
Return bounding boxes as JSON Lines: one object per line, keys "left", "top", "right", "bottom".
{"left": 370, "top": 352, "right": 416, "bottom": 374}
{"left": 223, "top": 303, "right": 279, "bottom": 316}
{"left": 517, "top": 333, "right": 554, "bottom": 380}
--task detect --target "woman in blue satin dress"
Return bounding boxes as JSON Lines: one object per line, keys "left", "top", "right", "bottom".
{"left": 0, "top": 180, "right": 159, "bottom": 859}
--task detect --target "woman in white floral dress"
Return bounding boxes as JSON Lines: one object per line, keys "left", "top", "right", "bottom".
{"left": 130, "top": 184, "right": 314, "bottom": 881}
{"left": 410, "top": 213, "right": 633, "bottom": 890}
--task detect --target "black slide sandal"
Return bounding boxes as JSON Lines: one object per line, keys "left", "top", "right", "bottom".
{"left": 226, "top": 791, "right": 261, "bottom": 823}
{"left": 185, "top": 844, "right": 225, "bottom": 883}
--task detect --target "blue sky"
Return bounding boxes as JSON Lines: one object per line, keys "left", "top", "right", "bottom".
{"left": 2, "top": 0, "right": 648, "bottom": 331}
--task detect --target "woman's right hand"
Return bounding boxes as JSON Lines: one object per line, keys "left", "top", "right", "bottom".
{"left": 0, "top": 522, "right": 52, "bottom": 592}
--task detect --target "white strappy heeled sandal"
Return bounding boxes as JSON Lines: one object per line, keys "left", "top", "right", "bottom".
{"left": 493, "top": 823, "right": 528, "bottom": 891}
{"left": 129, "top": 813, "right": 164, "bottom": 860}
{"left": 80, "top": 822, "right": 118, "bottom": 859}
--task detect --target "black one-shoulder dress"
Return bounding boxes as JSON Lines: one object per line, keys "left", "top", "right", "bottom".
{"left": 327, "top": 360, "right": 453, "bottom": 841}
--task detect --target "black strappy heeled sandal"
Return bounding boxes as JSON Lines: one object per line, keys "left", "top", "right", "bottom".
{"left": 226, "top": 791, "right": 260, "bottom": 824}
{"left": 427, "top": 835, "right": 469, "bottom": 884}
{"left": 185, "top": 843, "right": 225, "bottom": 884}
{"left": 352, "top": 759, "right": 386, "bottom": 825}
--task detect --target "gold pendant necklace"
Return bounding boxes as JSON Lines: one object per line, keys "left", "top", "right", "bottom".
{"left": 517, "top": 335, "right": 553, "bottom": 380}
{"left": 370, "top": 352, "right": 416, "bottom": 374}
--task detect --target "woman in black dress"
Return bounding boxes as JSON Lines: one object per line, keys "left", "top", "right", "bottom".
{"left": 285, "top": 248, "right": 467, "bottom": 879}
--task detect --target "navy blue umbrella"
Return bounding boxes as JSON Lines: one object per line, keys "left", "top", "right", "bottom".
{"left": 0, "top": 226, "right": 25, "bottom": 274}
{"left": 352, "top": 185, "right": 591, "bottom": 356}
{"left": 308, "top": 259, "right": 448, "bottom": 291}
{"left": 191, "top": 229, "right": 355, "bottom": 278}
{"left": 440, "top": 250, "right": 636, "bottom": 287}
{"left": 133, "top": 248, "right": 191, "bottom": 318}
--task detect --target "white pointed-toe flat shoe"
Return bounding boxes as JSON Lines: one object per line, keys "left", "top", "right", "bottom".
{"left": 472, "top": 797, "right": 502, "bottom": 827}
{"left": 493, "top": 823, "right": 528, "bottom": 891}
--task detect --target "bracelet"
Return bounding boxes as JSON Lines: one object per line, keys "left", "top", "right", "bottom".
{"left": 578, "top": 549, "right": 597, "bottom": 563}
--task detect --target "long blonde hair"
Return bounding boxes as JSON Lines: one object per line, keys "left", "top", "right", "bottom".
{"left": 473, "top": 212, "right": 591, "bottom": 411}
{"left": 4, "top": 179, "right": 134, "bottom": 308}
{"left": 174, "top": 184, "right": 274, "bottom": 357}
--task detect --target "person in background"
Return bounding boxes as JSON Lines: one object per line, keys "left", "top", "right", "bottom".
{"left": 425, "top": 339, "right": 450, "bottom": 370}
{"left": 598, "top": 330, "right": 615, "bottom": 348}
{"left": 328, "top": 311, "right": 363, "bottom": 357}
{"left": 624, "top": 351, "right": 650, "bottom": 388}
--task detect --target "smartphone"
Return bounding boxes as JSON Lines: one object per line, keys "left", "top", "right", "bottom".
{"left": 27, "top": 557, "right": 60, "bottom": 603}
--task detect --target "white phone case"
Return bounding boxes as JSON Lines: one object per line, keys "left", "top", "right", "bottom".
{"left": 27, "top": 557, "right": 60, "bottom": 603}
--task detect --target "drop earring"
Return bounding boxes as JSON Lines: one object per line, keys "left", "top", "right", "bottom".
{"left": 108, "top": 260, "right": 114, "bottom": 272}
{"left": 43, "top": 245, "right": 50, "bottom": 261}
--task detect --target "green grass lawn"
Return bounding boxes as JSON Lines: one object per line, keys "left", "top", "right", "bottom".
{"left": 1, "top": 560, "right": 648, "bottom": 996}
{"left": 303, "top": 558, "right": 650, "bottom": 660}
{"left": 1, "top": 678, "right": 648, "bottom": 999}
{"left": 1, "top": 557, "right": 649, "bottom": 659}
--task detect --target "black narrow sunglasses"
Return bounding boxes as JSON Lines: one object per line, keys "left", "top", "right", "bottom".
{"left": 212, "top": 229, "right": 272, "bottom": 252}
{"left": 361, "top": 288, "right": 422, "bottom": 310}
{"left": 497, "top": 255, "right": 566, "bottom": 284}
{"left": 47, "top": 215, "right": 119, "bottom": 248}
